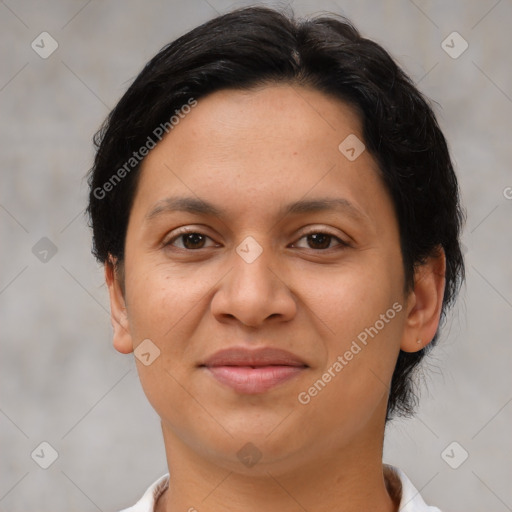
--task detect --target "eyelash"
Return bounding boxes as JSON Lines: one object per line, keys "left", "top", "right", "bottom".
{"left": 292, "top": 230, "right": 349, "bottom": 250}
{"left": 163, "top": 227, "right": 349, "bottom": 251}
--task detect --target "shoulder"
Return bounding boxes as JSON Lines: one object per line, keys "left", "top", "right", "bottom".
{"left": 385, "top": 465, "right": 442, "bottom": 512}
{"left": 118, "top": 474, "right": 169, "bottom": 512}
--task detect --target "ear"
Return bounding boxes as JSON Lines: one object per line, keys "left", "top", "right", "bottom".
{"left": 104, "top": 256, "right": 134, "bottom": 354}
{"left": 401, "top": 248, "right": 446, "bottom": 353}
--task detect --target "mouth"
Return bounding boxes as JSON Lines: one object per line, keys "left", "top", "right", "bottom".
{"left": 199, "top": 347, "right": 309, "bottom": 394}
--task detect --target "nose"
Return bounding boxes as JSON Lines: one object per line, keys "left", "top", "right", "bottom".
{"left": 210, "top": 241, "right": 297, "bottom": 328}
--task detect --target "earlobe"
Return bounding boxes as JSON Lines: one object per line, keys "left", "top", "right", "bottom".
{"left": 104, "top": 257, "right": 134, "bottom": 354}
{"left": 401, "top": 248, "right": 446, "bottom": 353}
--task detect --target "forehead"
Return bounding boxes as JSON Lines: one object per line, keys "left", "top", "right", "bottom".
{"left": 179, "top": 84, "right": 365, "bottom": 151}
{"left": 144, "top": 84, "right": 367, "bottom": 172}
{"left": 129, "top": 84, "right": 393, "bottom": 230}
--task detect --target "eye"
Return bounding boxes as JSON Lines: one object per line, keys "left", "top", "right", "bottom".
{"left": 292, "top": 231, "right": 348, "bottom": 250}
{"left": 164, "top": 230, "right": 218, "bottom": 250}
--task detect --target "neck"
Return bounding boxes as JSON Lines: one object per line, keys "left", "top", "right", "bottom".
{"left": 156, "top": 422, "right": 398, "bottom": 512}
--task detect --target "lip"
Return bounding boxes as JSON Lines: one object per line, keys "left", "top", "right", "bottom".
{"left": 200, "top": 347, "right": 308, "bottom": 394}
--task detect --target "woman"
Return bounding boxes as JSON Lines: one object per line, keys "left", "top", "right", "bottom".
{"left": 87, "top": 6, "right": 465, "bottom": 511}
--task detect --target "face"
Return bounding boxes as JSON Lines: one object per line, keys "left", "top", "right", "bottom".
{"left": 108, "top": 84, "right": 427, "bottom": 475}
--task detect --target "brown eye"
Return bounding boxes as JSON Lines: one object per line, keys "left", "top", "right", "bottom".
{"left": 306, "top": 233, "right": 332, "bottom": 249}
{"left": 293, "top": 231, "right": 346, "bottom": 250}
{"left": 181, "top": 233, "right": 206, "bottom": 249}
{"left": 166, "top": 231, "right": 216, "bottom": 250}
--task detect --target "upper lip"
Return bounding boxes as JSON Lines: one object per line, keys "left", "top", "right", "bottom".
{"left": 200, "top": 347, "right": 308, "bottom": 367}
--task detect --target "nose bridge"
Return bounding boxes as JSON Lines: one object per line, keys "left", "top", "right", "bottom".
{"left": 211, "top": 235, "right": 296, "bottom": 327}
{"left": 233, "top": 239, "right": 275, "bottom": 294}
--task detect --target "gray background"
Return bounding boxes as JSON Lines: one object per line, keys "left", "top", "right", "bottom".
{"left": 1, "top": 0, "right": 511, "bottom": 511}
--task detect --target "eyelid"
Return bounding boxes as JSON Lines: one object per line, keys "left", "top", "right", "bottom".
{"left": 292, "top": 226, "right": 351, "bottom": 246}
{"left": 162, "top": 225, "right": 219, "bottom": 248}
{"left": 162, "top": 225, "right": 351, "bottom": 250}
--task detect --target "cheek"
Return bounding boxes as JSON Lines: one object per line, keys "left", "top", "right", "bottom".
{"left": 123, "top": 262, "right": 213, "bottom": 418}
{"left": 296, "top": 257, "right": 405, "bottom": 413}
{"left": 123, "top": 261, "right": 209, "bottom": 349}
{"left": 298, "top": 257, "right": 403, "bottom": 346}
{"left": 297, "top": 300, "right": 404, "bottom": 448}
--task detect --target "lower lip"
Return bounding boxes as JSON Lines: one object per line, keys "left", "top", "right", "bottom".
{"left": 204, "top": 365, "right": 306, "bottom": 393}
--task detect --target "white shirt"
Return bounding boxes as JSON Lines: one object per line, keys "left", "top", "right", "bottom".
{"left": 119, "top": 466, "right": 441, "bottom": 512}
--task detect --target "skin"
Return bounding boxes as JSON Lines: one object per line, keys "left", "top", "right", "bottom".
{"left": 105, "top": 84, "right": 446, "bottom": 512}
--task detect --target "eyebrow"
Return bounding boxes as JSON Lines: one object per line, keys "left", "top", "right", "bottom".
{"left": 145, "top": 196, "right": 368, "bottom": 223}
